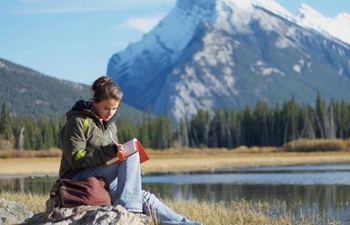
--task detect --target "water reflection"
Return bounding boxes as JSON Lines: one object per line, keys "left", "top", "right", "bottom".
{"left": 2, "top": 164, "right": 350, "bottom": 222}
{"left": 143, "top": 183, "right": 350, "bottom": 209}
{"left": 0, "top": 176, "right": 54, "bottom": 194}
{"left": 142, "top": 171, "right": 350, "bottom": 185}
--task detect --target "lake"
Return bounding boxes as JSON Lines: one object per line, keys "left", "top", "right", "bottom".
{"left": 1, "top": 163, "right": 350, "bottom": 223}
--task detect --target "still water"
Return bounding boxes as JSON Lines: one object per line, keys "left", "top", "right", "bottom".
{"left": 2, "top": 163, "right": 350, "bottom": 223}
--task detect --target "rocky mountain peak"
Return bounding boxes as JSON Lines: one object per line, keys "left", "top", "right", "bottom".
{"left": 107, "top": 0, "right": 350, "bottom": 122}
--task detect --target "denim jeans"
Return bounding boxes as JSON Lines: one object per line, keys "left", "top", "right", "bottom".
{"left": 71, "top": 153, "right": 202, "bottom": 225}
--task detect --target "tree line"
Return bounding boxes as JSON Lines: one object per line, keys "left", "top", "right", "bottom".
{"left": 1, "top": 93, "right": 350, "bottom": 151}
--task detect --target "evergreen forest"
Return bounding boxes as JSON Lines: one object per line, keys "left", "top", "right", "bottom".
{"left": 0, "top": 93, "right": 349, "bottom": 151}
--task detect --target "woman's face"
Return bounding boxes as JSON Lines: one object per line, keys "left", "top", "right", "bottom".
{"left": 92, "top": 98, "right": 120, "bottom": 122}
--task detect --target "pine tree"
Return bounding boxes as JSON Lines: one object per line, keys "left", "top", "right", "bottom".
{"left": 189, "top": 110, "right": 210, "bottom": 148}
{"left": 176, "top": 117, "right": 189, "bottom": 148}
{"left": 281, "top": 96, "right": 299, "bottom": 144}
{"left": 226, "top": 109, "right": 241, "bottom": 148}
{"left": 0, "top": 102, "right": 13, "bottom": 141}
{"left": 241, "top": 106, "right": 254, "bottom": 146}
{"left": 253, "top": 100, "right": 270, "bottom": 146}
{"left": 315, "top": 93, "right": 327, "bottom": 138}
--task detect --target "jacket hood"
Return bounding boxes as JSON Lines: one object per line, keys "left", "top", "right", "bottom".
{"left": 71, "top": 100, "right": 92, "bottom": 111}
{"left": 65, "top": 100, "right": 94, "bottom": 121}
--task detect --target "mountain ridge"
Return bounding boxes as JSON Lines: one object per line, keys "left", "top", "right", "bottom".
{"left": 107, "top": 0, "right": 350, "bottom": 122}
{"left": 0, "top": 58, "right": 145, "bottom": 120}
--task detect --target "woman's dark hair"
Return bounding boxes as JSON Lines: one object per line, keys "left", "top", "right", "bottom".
{"left": 91, "top": 76, "right": 123, "bottom": 103}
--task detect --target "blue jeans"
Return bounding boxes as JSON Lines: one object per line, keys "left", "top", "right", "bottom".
{"left": 71, "top": 153, "right": 202, "bottom": 225}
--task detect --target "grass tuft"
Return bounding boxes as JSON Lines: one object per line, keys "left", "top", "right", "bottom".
{"left": 0, "top": 148, "right": 62, "bottom": 159}
{"left": 283, "top": 139, "right": 347, "bottom": 152}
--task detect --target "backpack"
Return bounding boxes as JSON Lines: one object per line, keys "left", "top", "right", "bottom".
{"left": 46, "top": 176, "right": 111, "bottom": 210}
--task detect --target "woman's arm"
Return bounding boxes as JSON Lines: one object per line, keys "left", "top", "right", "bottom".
{"left": 61, "top": 115, "right": 117, "bottom": 169}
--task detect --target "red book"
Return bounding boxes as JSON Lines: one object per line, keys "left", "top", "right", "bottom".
{"left": 106, "top": 138, "right": 150, "bottom": 165}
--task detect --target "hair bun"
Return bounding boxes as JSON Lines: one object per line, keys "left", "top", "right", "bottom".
{"left": 90, "top": 76, "right": 123, "bottom": 102}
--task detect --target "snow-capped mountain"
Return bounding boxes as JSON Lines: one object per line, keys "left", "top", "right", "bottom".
{"left": 107, "top": 0, "right": 350, "bottom": 122}
{"left": 296, "top": 4, "right": 350, "bottom": 44}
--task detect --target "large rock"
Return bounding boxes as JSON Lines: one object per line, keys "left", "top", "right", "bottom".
{"left": 0, "top": 198, "right": 150, "bottom": 225}
{"left": 0, "top": 198, "right": 33, "bottom": 225}
{"left": 21, "top": 205, "right": 151, "bottom": 225}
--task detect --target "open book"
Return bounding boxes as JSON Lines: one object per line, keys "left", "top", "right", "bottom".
{"left": 106, "top": 138, "right": 150, "bottom": 165}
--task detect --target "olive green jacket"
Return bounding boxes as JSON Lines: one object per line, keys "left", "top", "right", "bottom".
{"left": 59, "top": 100, "right": 118, "bottom": 178}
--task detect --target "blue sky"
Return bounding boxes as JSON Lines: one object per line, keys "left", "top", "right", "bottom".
{"left": 0, "top": 0, "right": 349, "bottom": 85}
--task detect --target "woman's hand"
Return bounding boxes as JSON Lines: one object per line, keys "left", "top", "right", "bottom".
{"left": 116, "top": 144, "right": 125, "bottom": 161}
{"left": 116, "top": 144, "right": 124, "bottom": 152}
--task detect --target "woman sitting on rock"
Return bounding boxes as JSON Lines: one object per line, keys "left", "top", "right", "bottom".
{"left": 58, "top": 75, "right": 202, "bottom": 225}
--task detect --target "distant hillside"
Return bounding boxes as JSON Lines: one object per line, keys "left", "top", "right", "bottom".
{"left": 0, "top": 58, "right": 145, "bottom": 121}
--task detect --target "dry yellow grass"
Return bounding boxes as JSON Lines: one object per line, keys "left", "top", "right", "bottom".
{"left": 2, "top": 139, "right": 350, "bottom": 176}
{"left": 283, "top": 139, "right": 350, "bottom": 152}
{"left": 0, "top": 157, "right": 60, "bottom": 175}
{"left": 0, "top": 191, "right": 340, "bottom": 225}
{"left": 1, "top": 149, "right": 350, "bottom": 176}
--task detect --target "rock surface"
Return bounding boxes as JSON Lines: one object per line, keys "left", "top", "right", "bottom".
{"left": 0, "top": 198, "right": 33, "bottom": 225}
{"left": 21, "top": 205, "right": 151, "bottom": 225}
{"left": 0, "top": 198, "right": 151, "bottom": 225}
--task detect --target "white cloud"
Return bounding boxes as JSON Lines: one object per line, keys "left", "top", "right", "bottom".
{"left": 123, "top": 17, "right": 161, "bottom": 33}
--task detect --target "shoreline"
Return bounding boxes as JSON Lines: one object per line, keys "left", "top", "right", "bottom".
{"left": 2, "top": 151, "right": 350, "bottom": 177}
{"left": 0, "top": 161, "right": 347, "bottom": 180}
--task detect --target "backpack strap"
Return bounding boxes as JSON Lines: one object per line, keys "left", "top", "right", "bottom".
{"left": 73, "top": 117, "right": 90, "bottom": 162}
{"left": 83, "top": 117, "right": 90, "bottom": 136}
